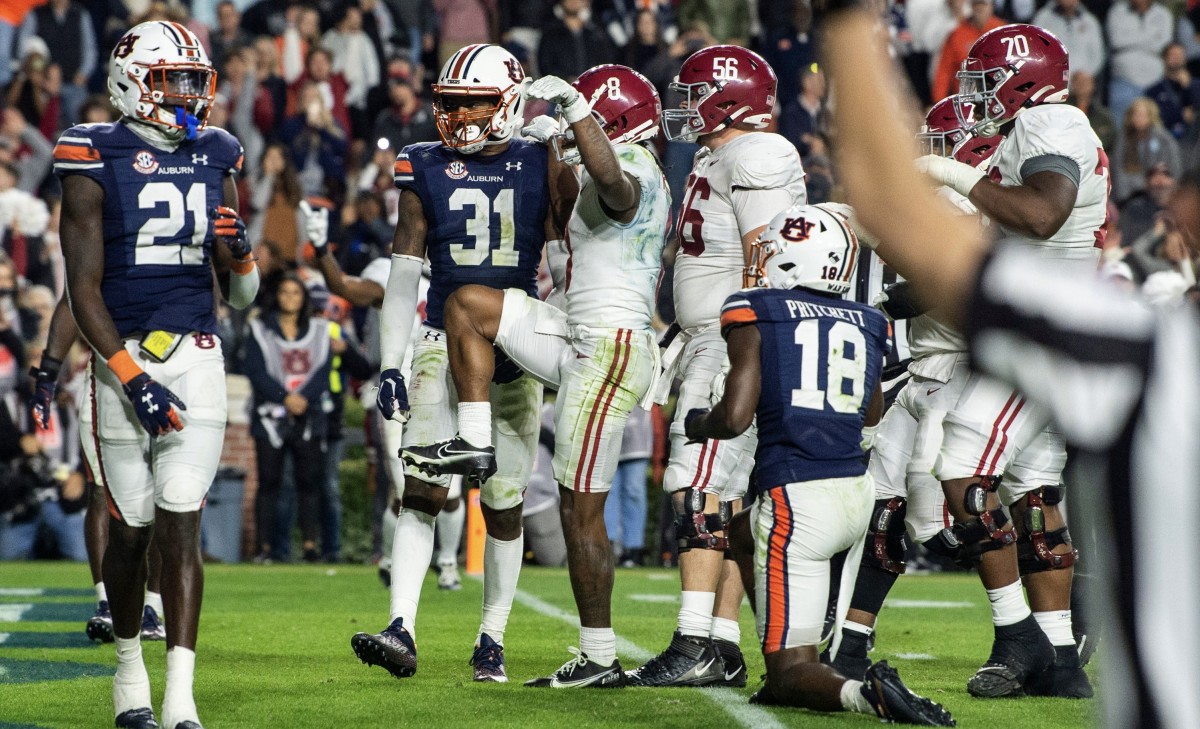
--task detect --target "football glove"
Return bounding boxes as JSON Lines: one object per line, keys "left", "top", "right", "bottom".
{"left": 123, "top": 373, "right": 187, "bottom": 436}
{"left": 915, "top": 154, "right": 985, "bottom": 199}
{"left": 521, "top": 115, "right": 561, "bottom": 143}
{"left": 214, "top": 206, "right": 253, "bottom": 260}
{"left": 684, "top": 408, "right": 709, "bottom": 445}
{"left": 527, "top": 76, "right": 590, "bottom": 124}
{"left": 376, "top": 368, "right": 410, "bottom": 423}
{"left": 299, "top": 199, "right": 330, "bottom": 255}
{"left": 28, "top": 357, "right": 61, "bottom": 430}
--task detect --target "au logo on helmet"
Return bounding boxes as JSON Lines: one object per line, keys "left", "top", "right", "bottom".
{"left": 781, "top": 217, "right": 816, "bottom": 242}
{"left": 504, "top": 59, "right": 523, "bottom": 83}
{"left": 113, "top": 34, "right": 138, "bottom": 59}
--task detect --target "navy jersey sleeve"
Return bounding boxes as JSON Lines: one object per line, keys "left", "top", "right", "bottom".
{"left": 720, "top": 291, "right": 759, "bottom": 337}
{"left": 52, "top": 124, "right": 107, "bottom": 184}
{"left": 198, "top": 126, "right": 244, "bottom": 177}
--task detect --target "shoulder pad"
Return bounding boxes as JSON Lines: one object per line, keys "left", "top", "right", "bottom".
{"left": 730, "top": 135, "right": 805, "bottom": 191}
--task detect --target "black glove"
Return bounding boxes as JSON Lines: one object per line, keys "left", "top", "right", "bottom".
{"left": 684, "top": 408, "right": 710, "bottom": 445}
{"left": 214, "top": 205, "right": 253, "bottom": 260}
{"left": 28, "top": 356, "right": 62, "bottom": 430}
{"left": 122, "top": 373, "right": 187, "bottom": 436}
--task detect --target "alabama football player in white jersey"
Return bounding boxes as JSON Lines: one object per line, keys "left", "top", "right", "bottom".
{"left": 404, "top": 64, "right": 669, "bottom": 687}
{"left": 916, "top": 24, "right": 1102, "bottom": 699}
{"left": 627, "top": 45, "right": 807, "bottom": 688}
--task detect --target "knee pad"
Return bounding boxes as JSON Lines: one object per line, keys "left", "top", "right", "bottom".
{"left": 864, "top": 497, "right": 909, "bottom": 575}
{"left": 673, "top": 488, "right": 727, "bottom": 553}
{"left": 1016, "top": 486, "right": 1077, "bottom": 573}
{"left": 934, "top": 476, "right": 1015, "bottom": 567}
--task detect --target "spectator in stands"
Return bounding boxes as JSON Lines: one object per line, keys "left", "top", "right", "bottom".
{"left": 244, "top": 273, "right": 334, "bottom": 563}
{"left": 679, "top": 0, "right": 750, "bottom": 45}
{"left": 249, "top": 143, "right": 305, "bottom": 274}
{"left": 1032, "top": 0, "right": 1105, "bottom": 79}
{"left": 79, "top": 95, "right": 116, "bottom": 124}
{"left": 0, "top": 109, "right": 52, "bottom": 195}
{"left": 604, "top": 406, "right": 652, "bottom": 567}
{"left": 780, "top": 63, "right": 828, "bottom": 160}
{"left": 338, "top": 192, "right": 393, "bottom": 275}
{"left": 252, "top": 37, "right": 288, "bottom": 135}
{"left": 323, "top": 4, "right": 381, "bottom": 141}
{"left": 539, "top": 0, "right": 619, "bottom": 81}
{"left": 17, "top": 0, "right": 97, "bottom": 127}
{"left": 6, "top": 38, "right": 61, "bottom": 140}
{"left": 1113, "top": 96, "right": 1182, "bottom": 204}
{"left": 281, "top": 81, "right": 348, "bottom": 202}
{"left": 277, "top": 4, "right": 322, "bottom": 85}
{"left": 433, "top": 0, "right": 496, "bottom": 70}
{"left": 1068, "top": 70, "right": 1117, "bottom": 152}
{"left": 931, "top": 0, "right": 1005, "bottom": 102}
{"left": 393, "top": 0, "right": 437, "bottom": 67}
{"left": 904, "top": 0, "right": 964, "bottom": 105}
{"left": 218, "top": 48, "right": 265, "bottom": 183}
{"left": 1146, "top": 43, "right": 1200, "bottom": 142}
{"left": 241, "top": 0, "right": 291, "bottom": 38}
{"left": 1120, "top": 162, "right": 1176, "bottom": 244}
{"left": 602, "top": 0, "right": 676, "bottom": 54}
{"left": 759, "top": 0, "right": 816, "bottom": 104}
{"left": 0, "top": 1, "right": 43, "bottom": 88}
{"left": 209, "top": 1, "right": 251, "bottom": 78}
{"left": 1107, "top": 0, "right": 1174, "bottom": 124}
{"left": 372, "top": 62, "right": 437, "bottom": 152}
{"left": 623, "top": 9, "right": 670, "bottom": 77}
{"left": 0, "top": 162, "right": 51, "bottom": 290}
{"left": 289, "top": 48, "right": 352, "bottom": 137}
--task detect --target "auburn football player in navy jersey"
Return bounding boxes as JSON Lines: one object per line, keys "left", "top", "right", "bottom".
{"left": 351, "top": 44, "right": 576, "bottom": 683}
{"left": 56, "top": 21, "right": 258, "bottom": 729}
{"left": 685, "top": 205, "right": 954, "bottom": 726}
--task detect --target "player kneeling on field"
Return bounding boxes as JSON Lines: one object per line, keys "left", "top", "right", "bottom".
{"left": 684, "top": 205, "right": 955, "bottom": 726}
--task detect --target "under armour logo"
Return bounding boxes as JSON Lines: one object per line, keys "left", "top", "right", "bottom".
{"left": 141, "top": 393, "right": 159, "bottom": 413}
{"left": 506, "top": 161, "right": 522, "bottom": 171}
{"left": 192, "top": 154, "right": 208, "bottom": 165}
{"left": 424, "top": 330, "right": 444, "bottom": 342}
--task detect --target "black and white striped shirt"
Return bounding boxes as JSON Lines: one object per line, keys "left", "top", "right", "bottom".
{"left": 966, "top": 243, "right": 1200, "bottom": 729}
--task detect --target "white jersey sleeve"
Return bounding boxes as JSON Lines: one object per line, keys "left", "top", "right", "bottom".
{"left": 729, "top": 134, "right": 807, "bottom": 234}
{"left": 989, "top": 104, "right": 1107, "bottom": 265}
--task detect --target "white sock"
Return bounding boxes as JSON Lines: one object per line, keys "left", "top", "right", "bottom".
{"left": 161, "top": 646, "right": 198, "bottom": 727}
{"left": 436, "top": 503, "right": 465, "bottom": 566}
{"left": 710, "top": 616, "right": 740, "bottom": 644}
{"left": 379, "top": 505, "right": 398, "bottom": 572}
{"left": 1034, "top": 610, "right": 1076, "bottom": 646}
{"left": 840, "top": 679, "right": 874, "bottom": 714}
{"left": 95, "top": 582, "right": 107, "bottom": 605}
{"left": 144, "top": 591, "right": 163, "bottom": 619}
{"left": 579, "top": 626, "right": 617, "bottom": 666}
{"left": 843, "top": 620, "right": 874, "bottom": 637}
{"left": 678, "top": 591, "right": 715, "bottom": 638}
{"left": 986, "top": 581, "right": 1031, "bottom": 627}
{"left": 389, "top": 510, "right": 436, "bottom": 639}
{"left": 113, "top": 636, "right": 150, "bottom": 714}
{"left": 478, "top": 533, "right": 523, "bottom": 645}
{"left": 458, "top": 402, "right": 492, "bottom": 448}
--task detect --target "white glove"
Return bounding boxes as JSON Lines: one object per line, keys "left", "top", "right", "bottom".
{"left": 916, "top": 154, "right": 985, "bottom": 199}
{"left": 521, "top": 114, "right": 561, "bottom": 143}
{"left": 299, "top": 200, "right": 330, "bottom": 254}
{"left": 527, "top": 75, "right": 590, "bottom": 124}
{"left": 709, "top": 365, "right": 729, "bottom": 404}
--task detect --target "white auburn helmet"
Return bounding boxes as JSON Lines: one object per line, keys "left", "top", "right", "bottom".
{"left": 107, "top": 21, "right": 216, "bottom": 141}
{"left": 746, "top": 203, "right": 860, "bottom": 295}
{"left": 434, "top": 44, "right": 529, "bottom": 154}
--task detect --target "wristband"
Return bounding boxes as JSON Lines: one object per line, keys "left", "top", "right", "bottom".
{"left": 107, "top": 349, "right": 144, "bottom": 385}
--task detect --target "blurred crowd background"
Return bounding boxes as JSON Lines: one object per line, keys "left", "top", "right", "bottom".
{"left": 0, "top": 0, "right": 1197, "bottom": 569}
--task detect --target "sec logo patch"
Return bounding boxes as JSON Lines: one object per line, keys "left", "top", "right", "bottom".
{"left": 133, "top": 150, "right": 159, "bottom": 174}
{"left": 445, "top": 160, "right": 468, "bottom": 180}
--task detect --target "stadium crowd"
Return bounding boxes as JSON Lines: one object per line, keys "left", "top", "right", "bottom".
{"left": 0, "top": 0, "right": 1197, "bottom": 570}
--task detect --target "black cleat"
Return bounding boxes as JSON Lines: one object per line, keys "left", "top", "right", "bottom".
{"left": 401, "top": 435, "right": 497, "bottom": 485}
{"left": 1075, "top": 632, "right": 1099, "bottom": 667}
{"left": 861, "top": 661, "right": 956, "bottom": 726}
{"left": 351, "top": 618, "right": 418, "bottom": 678}
{"left": 831, "top": 628, "right": 873, "bottom": 682}
{"left": 967, "top": 616, "right": 1055, "bottom": 698}
{"left": 140, "top": 605, "right": 166, "bottom": 641}
{"left": 1025, "top": 645, "right": 1093, "bottom": 699}
{"left": 525, "top": 648, "right": 625, "bottom": 688}
{"left": 713, "top": 638, "right": 747, "bottom": 687}
{"left": 88, "top": 600, "right": 115, "bottom": 643}
{"left": 625, "top": 632, "right": 723, "bottom": 687}
{"left": 469, "top": 633, "right": 507, "bottom": 683}
{"left": 748, "top": 680, "right": 786, "bottom": 706}
{"left": 172, "top": 723, "right": 203, "bottom": 729}
{"left": 115, "top": 708, "right": 159, "bottom": 728}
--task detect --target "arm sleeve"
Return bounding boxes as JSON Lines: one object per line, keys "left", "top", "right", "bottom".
{"left": 1019, "top": 154, "right": 1081, "bottom": 186}
{"left": 241, "top": 327, "right": 290, "bottom": 403}
{"left": 17, "top": 126, "right": 52, "bottom": 193}
{"left": 965, "top": 243, "right": 1157, "bottom": 449}
{"left": 379, "top": 254, "right": 424, "bottom": 369}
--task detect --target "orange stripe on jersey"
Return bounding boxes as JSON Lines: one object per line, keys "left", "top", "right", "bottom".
{"left": 53, "top": 144, "right": 100, "bottom": 162}
{"left": 234, "top": 154, "right": 244, "bottom": 173}
{"left": 394, "top": 159, "right": 413, "bottom": 174}
{"left": 720, "top": 307, "right": 757, "bottom": 329}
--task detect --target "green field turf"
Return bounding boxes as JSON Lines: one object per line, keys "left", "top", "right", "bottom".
{"left": 0, "top": 562, "right": 1095, "bottom": 728}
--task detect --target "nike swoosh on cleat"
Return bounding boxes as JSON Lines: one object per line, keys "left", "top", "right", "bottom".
{"left": 693, "top": 658, "right": 715, "bottom": 676}
{"left": 723, "top": 669, "right": 741, "bottom": 682}
{"left": 551, "top": 669, "right": 617, "bottom": 688}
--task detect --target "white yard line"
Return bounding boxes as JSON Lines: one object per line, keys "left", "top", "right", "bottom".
{"left": 0, "top": 604, "right": 34, "bottom": 621}
{"left": 506, "top": 583, "right": 786, "bottom": 729}
{"left": 0, "top": 588, "right": 44, "bottom": 597}
{"left": 627, "top": 594, "right": 679, "bottom": 603}
{"left": 885, "top": 600, "right": 974, "bottom": 609}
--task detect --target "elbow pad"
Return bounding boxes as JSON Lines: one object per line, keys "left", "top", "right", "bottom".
{"left": 228, "top": 264, "right": 260, "bottom": 310}
{"left": 379, "top": 254, "right": 424, "bottom": 369}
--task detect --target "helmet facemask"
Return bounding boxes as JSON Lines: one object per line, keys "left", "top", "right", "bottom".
{"left": 130, "top": 62, "right": 216, "bottom": 141}
{"left": 955, "top": 61, "right": 1012, "bottom": 136}
{"left": 663, "top": 79, "right": 716, "bottom": 142}
{"left": 743, "top": 235, "right": 775, "bottom": 288}
{"left": 433, "top": 84, "right": 525, "bottom": 154}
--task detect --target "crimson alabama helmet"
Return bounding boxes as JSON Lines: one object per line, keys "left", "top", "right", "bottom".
{"left": 433, "top": 43, "right": 528, "bottom": 154}
{"left": 918, "top": 97, "right": 1002, "bottom": 168}
{"left": 107, "top": 21, "right": 217, "bottom": 141}
{"left": 955, "top": 24, "right": 1069, "bottom": 135}
{"left": 552, "top": 64, "right": 662, "bottom": 165}
{"left": 745, "top": 204, "right": 859, "bottom": 295}
{"left": 663, "top": 45, "right": 776, "bottom": 142}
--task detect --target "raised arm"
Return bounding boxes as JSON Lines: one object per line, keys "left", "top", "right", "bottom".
{"left": 212, "top": 175, "right": 260, "bottom": 309}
